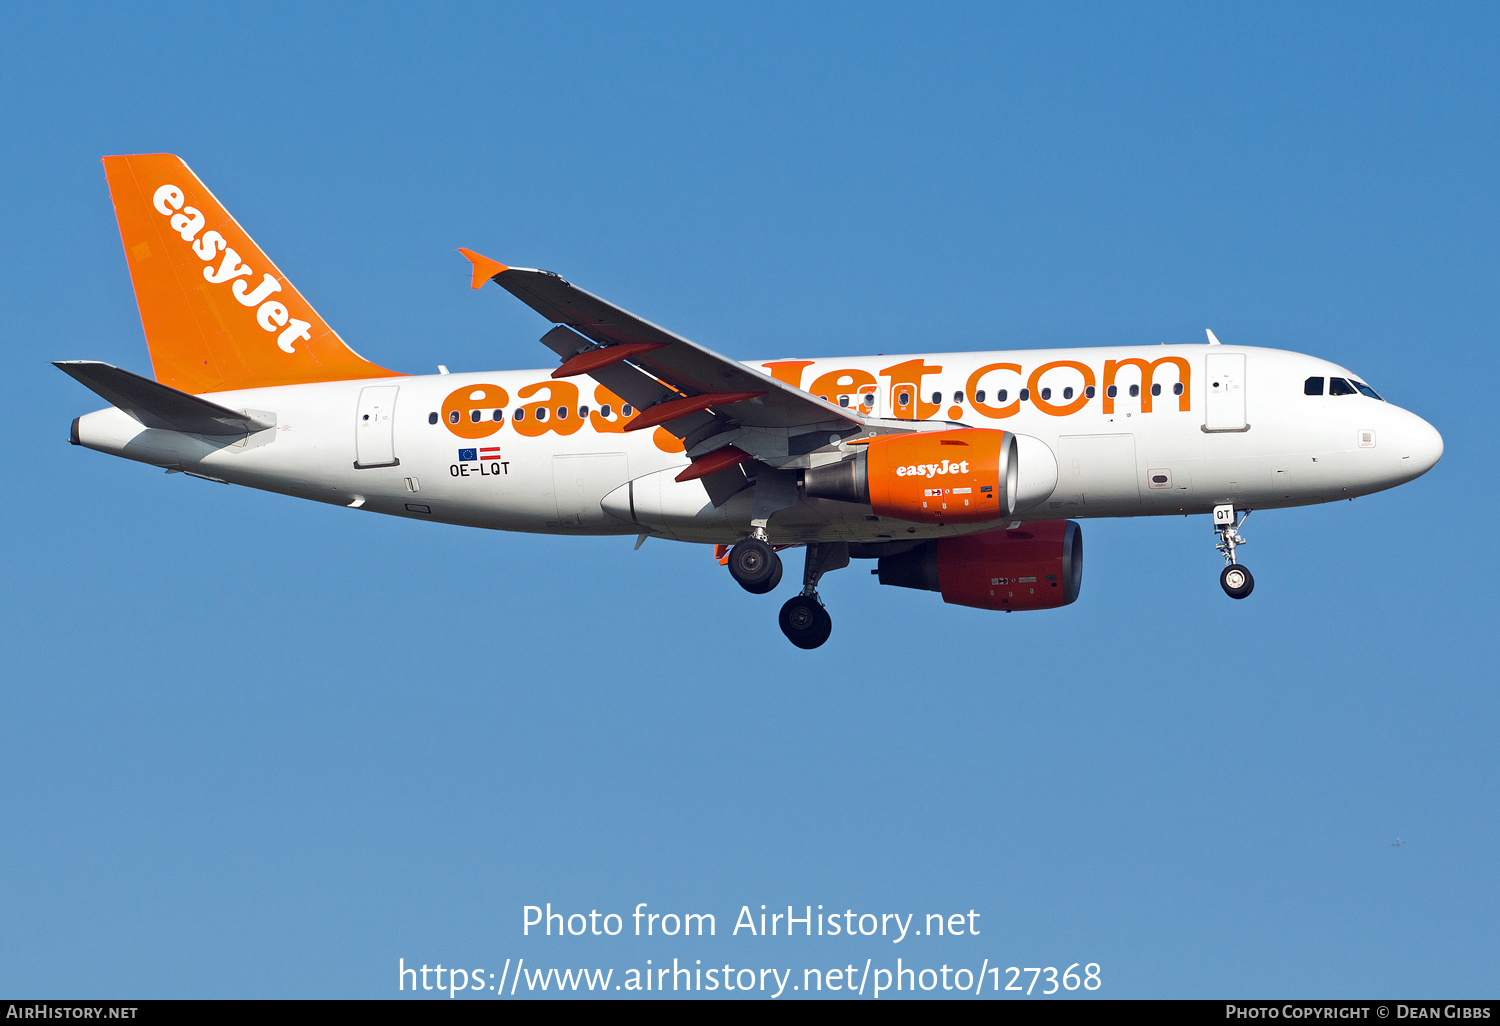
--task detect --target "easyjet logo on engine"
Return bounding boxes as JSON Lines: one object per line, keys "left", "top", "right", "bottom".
{"left": 896, "top": 459, "right": 970, "bottom": 478}
{"left": 151, "top": 184, "right": 313, "bottom": 355}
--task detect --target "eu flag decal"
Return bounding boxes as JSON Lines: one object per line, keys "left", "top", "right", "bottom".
{"left": 458, "top": 448, "right": 477, "bottom": 462}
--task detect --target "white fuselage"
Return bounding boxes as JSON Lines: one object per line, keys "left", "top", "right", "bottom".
{"left": 72, "top": 343, "right": 1443, "bottom": 544}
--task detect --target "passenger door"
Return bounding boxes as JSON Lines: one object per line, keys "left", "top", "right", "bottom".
{"left": 354, "top": 385, "right": 400, "bottom": 468}
{"left": 1204, "top": 353, "right": 1247, "bottom": 431}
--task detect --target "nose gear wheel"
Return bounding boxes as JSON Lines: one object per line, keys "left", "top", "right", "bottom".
{"left": 1212, "top": 505, "right": 1254, "bottom": 599}
{"left": 1220, "top": 563, "right": 1254, "bottom": 599}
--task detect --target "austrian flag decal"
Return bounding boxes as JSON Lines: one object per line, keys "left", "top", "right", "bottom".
{"left": 457, "top": 448, "right": 502, "bottom": 462}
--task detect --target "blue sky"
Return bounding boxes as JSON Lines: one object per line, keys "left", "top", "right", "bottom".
{"left": 1, "top": 2, "right": 1496, "bottom": 999}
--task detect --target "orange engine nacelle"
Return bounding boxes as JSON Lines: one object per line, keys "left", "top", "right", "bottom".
{"left": 874, "top": 520, "right": 1082, "bottom": 611}
{"left": 803, "top": 428, "right": 1017, "bottom": 524}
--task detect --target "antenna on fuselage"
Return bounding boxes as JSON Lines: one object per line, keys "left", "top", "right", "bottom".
{"left": 1206, "top": 329, "right": 1222, "bottom": 345}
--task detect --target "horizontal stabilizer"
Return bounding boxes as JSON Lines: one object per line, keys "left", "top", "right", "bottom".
{"left": 54, "top": 361, "right": 274, "bottom": 436}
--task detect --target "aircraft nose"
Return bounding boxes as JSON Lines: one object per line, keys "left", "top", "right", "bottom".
{"left": 1400, "top": 412, "right": 1443, "bottom": 479}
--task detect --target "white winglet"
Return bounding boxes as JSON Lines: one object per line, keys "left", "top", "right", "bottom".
{"left": 1206, "top": 329, "right": 1222, "bottom": 345}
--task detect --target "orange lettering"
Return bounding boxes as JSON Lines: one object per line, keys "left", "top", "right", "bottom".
{"left": 442, "top": 383, "right": 509, "bottom": 439}
{"left": 881, "top": 359, "right": 943, "bottom": 421}
{"left": 653, "top": 426, "right": 685, "bottom": 453}
{"left": 1101, "top": 356, "right": 1190, "bottom": 414}
{"left": 590, "top": 385, "right": 629, "bottom": 434}
{"left": 761, "top": 360, "right": 815, "bottom": 388}
{"left": 965, "top": 362, "right": 1022, "bottom": 420}
{"left": 1028, "top": 360, "right": 1094, "bottom": 417}
{"left": 513, "top": 380, "right": 583, "bottom": 437}
{"left": 808, "top": 368, "right": 877, "bottom": 406}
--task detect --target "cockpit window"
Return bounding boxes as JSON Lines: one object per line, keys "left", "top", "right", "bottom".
{"left": 1329, "top": 377, "right": 1357, "bottom": 396}
{"left": 1304, "top": 376, "right": 1325, "bottom": 395}
{"left": 1352, "top": 381, "right": 1383, "bottom": 401}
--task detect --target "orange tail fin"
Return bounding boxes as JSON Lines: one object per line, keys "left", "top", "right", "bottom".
{"left": 102, "top": 154, "right": 401, "bottom": 394}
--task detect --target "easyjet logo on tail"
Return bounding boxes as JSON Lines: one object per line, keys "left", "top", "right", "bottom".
{"left": 150, "top": 184, "right": 312, "bottom": 355}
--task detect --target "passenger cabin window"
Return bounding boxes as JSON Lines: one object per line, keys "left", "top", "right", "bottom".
{"left": 535, "top": 407, "right": 548, "bottom": 421}
{"left": 1062, "top": 386, "right": 1073, "bottom": 400}
{"left": 839, "top": 395, "right": 849, "bottom": 407}
{"left": 1106, "top": 385, "right": 1117, "bottom": 398}
{"left": 428, "top": 412, "right": 439, "bottom": 425}
{"left": 897, "top": 391, "right": 911, "bottom": 407}
{"left": 1019, "top": 388, "right": 1029, "bottom": 401}
{"left": 470, "top": 409, "right": 481, "bottom": 423}
{"left": 861, "top": 394, "right": 874, "bottom": 407}
{"left": 1086, "top": 386, "right": 1096, "bottom": 398}
{"left": 1353, "top": 381, "right": 1383, "bottom": 400}
{"left": 492, "top": 409, "right": 504, "bottom": 421}
{"left": 622, "top": 404, "right": 633, "bottom": 416}
{"left": 600, "top": 404, "right": 612, "bottom": 418}
{"left": 1305, "top": 376, "right": 1325, "bottom": 395}
{"left": 1330, "top": 377, "right": 1357, "bottom": 396}
{"left": 1129, "top": 384, "right": 1140, "bottom": 398}
{"left": 578, "top": 406, "right": 589, "bottom": 418}
{"left": 975, "top": 390, "right": 986, "bottom": 403}
{"left": 557, "top": 406, "right": 568, "bottom": 419}
{"left": 513, "top": 408, "right": 525, "bottom": 421}
{"left": 930, "top": 391, "right": 942, "bottom": 405}
{"left": 1150, "top": 383, "right": 1161, "bottom": 397}
{"left": 997, "top": 389, "right": 1008, "bottom": 403}
{"left": 1041, "top": 387, "right": 1052, "bottom": 400}
{"left": 1173, "top": 382, "right": 1183, "bottom": 396}
{"left": 953, "top": 391, "right": 964, "bottom": 403}
{"left": 449, "top": 410, "right": 460, "bottom": 424}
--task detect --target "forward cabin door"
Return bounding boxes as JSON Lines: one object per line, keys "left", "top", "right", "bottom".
{"left": 355, "top": 385, "right": 400, "bottom": 468}
{"left": 1204, "top": 353, "right": 1247, "bottom": 431}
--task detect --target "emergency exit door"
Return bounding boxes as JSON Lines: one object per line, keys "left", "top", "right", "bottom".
{"left": 355, "top": 385, "right": 400, "bottom": 468}
{"left": 1204, "top": 353, "right": 1247, "bottom": 432}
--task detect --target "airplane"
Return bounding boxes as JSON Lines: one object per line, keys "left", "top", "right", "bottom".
{"left": 59, "top": 154, "right": 1444, "bottom": 649}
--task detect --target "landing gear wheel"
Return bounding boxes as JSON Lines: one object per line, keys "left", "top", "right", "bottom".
{"left": 779, "top": 595, "right": 833, "bottom": 649}
{"left": 746, "top": 558, "right": 783, "bottom": 595}
{"left": 1220, "top": 563, "right": 1254, "bottom": 599}
{"left": 728, "top": 538, "right": 782, "bottom": 594}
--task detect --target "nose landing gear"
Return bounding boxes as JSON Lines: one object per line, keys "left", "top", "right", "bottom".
{"left": 1213, "top": 504, "right": 1254, "bottom": 599}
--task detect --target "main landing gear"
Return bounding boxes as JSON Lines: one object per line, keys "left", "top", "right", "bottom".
{"left": 725, "top": 536, "right": 848, "bottom": 649}
{"left": 779, "top": 594, "right": 831, "bottom": 650}
{"left": 779, "top": 542, "right": 847, "bottom": 649}
{"left": 726, "top": 535, "right": 783, "bottom": 594}
{"left": 1213, "top": 503, "right": 1254, "bottom": 599}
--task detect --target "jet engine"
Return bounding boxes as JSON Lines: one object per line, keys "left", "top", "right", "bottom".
{"left": 873, "top": 519, "right": 1082, "bottom": 611}
{"left": 804, "top": 428, "right": 1018, "bottom": 523}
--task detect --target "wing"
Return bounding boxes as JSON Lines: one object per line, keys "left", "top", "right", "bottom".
{"left": 460, "top": 250, "right": 868, "bottom": 472}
